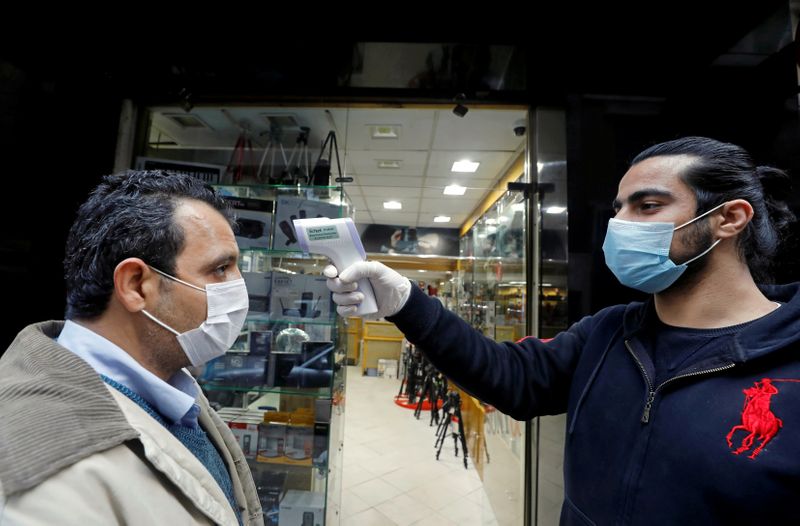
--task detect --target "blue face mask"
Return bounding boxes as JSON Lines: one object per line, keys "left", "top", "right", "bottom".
{"left": 602, "top": 203, "right": 725, "bottom": 293}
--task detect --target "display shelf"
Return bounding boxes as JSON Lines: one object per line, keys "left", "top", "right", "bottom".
{"left": 202, "top": 384, "right": 334, "bottom": 397}
{"left": 243, "top": 316, "right": 339, "bottom": 327}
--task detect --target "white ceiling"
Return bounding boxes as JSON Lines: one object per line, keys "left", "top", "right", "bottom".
{"left": 147, "top": 105, "right": 527, "bottom": 229}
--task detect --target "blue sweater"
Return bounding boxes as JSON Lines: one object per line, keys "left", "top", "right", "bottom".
{"left": 387, "top": 283, "right": 800, "bottom": 525}
{"left": 102, "top": 376, "right": 241, "bottom": 524}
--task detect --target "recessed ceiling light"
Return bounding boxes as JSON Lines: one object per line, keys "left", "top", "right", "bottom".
{"left": 370, "top": 125, "right": 401, "bottom": 139}
{"left": 377, "top": 160, "right": 402, "bottom": 169}
{"left": 487, "top": 226, "right": 498, "bottom": 233}
{"left": 512, "top": 203, "right": 525, "bottom": 212}
{"left": 434, "top": 216, "right": 451, "bottom": 223}
{"left": 485, "top": 218, "right": 497, "bottom": 225}
{"left": 451, "top": 160, "right": 480, "bottom": 173}
{"left": 383, "top": 201, "right": 402, "bottom": 210}
{"left": 498, "top": 216, "right": 510, "bottom": 223}
{"left": 545, "top": 206, "right": 567, "bottom": 214}
{"left": 443, "top": 185, "right": 466, "bottom": 196}
{"left": 261, "top": 113, "right": 300, "bottom": 129}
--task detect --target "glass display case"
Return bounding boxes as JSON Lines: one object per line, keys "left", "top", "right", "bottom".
{"left": 456, "top": 185, "right": 528, "bottom": 526}
{"left": 136, "top": 101, "right": 356, "bottom": 524}
{"left": 195, "top": 184, "right": 351, "bottom": 526}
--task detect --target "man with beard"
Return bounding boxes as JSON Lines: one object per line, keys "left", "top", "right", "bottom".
{"left": 324, "top": 137, "right": 800, "bottom": 524}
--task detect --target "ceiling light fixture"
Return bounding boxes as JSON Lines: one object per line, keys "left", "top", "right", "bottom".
{"left": 377, "top": 160, "right": 402, "bottom": 169}
{"left": 370, "top": 125, "right": 401, "bottom": 139}
{"left": 451, "top": 160, "right": 480, "bottom": 173}
{"left": 433, "top": 216, "right": 451, "bottom": 223}
{"left": 383, "top": 201, "right": 402, "bottom": 210}
{"left": 443, "top": 185, "right": 466, "bottom": 196}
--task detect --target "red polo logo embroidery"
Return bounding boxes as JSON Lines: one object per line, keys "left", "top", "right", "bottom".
{"left": 725, "top": 378, "right": 800, "bottom": 459}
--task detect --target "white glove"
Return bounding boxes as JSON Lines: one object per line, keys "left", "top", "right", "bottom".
{"left": 324, "top": 261, "right": 411, "bottom": 319}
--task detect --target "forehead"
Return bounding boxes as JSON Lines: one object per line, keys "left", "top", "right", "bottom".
{"left": 173, "top": 199, "right": 237, "bottom": 259}
{"left": 617, "top": 155, "right": 697, "bottom": 198}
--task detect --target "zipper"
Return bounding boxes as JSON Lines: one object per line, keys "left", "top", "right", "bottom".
{"left": 625, "top": 339, "right": 735, "bottom": 423}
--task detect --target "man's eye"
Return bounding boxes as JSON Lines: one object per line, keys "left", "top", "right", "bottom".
{"left": 215, "top": 265, "right": 228, "bottom": 275}
{"left": 641, "top": 203, "right": 661, "bottom": 211}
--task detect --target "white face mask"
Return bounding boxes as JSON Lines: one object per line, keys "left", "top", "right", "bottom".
{"left": 142, "top": 266, "right": 249, "bottom": 367}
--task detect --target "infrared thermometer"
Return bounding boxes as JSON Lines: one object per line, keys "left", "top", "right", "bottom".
{"left": 292, "top": 217, "right": 378, "bottom": 316}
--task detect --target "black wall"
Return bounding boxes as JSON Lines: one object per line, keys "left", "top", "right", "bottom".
{"left": 566, "top": 47, "right": 800, "bottom": 321}
{"left": 0, "top": 60, "right": 122, "bottom": 348}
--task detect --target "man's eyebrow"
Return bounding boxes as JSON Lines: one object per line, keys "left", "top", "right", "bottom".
{"left": 206, "top": 253, "right": 237, "bottom": 271}
{"left": 612, "top": 188, "right": 675, "bottom": 210}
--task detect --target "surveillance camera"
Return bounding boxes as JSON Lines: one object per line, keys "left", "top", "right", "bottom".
{"left": 513, "top": 119, "right": 526, "bottom": 137}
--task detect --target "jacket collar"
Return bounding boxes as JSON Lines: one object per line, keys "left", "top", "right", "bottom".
{"left": 621, "top": 282, "right": 800, "bottom": 363}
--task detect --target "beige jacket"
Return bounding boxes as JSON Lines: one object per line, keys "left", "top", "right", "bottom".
{"left": 0, "top": 322, "right": 264, "bottom": 526}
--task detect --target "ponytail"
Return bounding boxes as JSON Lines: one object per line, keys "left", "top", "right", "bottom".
{"left": 756, "top": 166, "right": 795, "bottom": 236}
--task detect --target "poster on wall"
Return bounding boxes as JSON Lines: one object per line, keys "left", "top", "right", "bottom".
{"left": 356, "top": 224, "right": 459, "bottom": 257}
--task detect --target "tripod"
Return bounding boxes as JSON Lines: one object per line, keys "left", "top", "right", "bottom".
{"left": 312, "top": 131, "right": 348, "bottom": 185}
{"left": 256, "top": 125, "right": 291, "bottom": 183}
{"left": 434, "top": 391, "right": 469, "bottom": 469}
{"left": 398, "top": 344, "right": 416, "bottom": 397}
{"left": 225, "top": 129, "right": 257, "bottom": 183}
{"left": 413, "top": 364, "right": 446, "bottom": 427}
{"left": 406, "top": 352, "right": 426, "bottom": 405}
{"left": 282, "top": 127, "right": 312, "bottom": 185}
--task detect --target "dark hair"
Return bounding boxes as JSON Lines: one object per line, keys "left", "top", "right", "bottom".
{"left": 632, "top": 136, "right": 795, "bottom": 283}
{"left": 64, "top": 170, "right": 233, "bottom": 319}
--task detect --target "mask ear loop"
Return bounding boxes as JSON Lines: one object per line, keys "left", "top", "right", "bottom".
{"left": 141, "top": 309, "right": 181, "bottom": 336}
{"left": 674, "top": 202, "right": 727, "bottom": 265}
{"left": 148, "top": 265, "right": 206, "bottom": 293}
{"left": 681, "top": 239, "right": 722, "bottom": 265}
{"left": 674, "top": 202, "right": 727, "bottom": 231}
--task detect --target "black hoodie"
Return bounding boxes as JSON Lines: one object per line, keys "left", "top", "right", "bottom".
{"left": 388, "top": 282, "right": 800, "bottom": 524}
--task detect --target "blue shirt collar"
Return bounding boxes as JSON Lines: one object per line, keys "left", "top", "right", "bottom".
{"left": 57, "top": 320, "right": 201, "bottom": 427}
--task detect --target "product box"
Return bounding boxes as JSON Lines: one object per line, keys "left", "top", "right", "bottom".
{"left": 270, "top": 273, "right": 331, "bottom": 321}
{"left": 216, "top": 407, "right": 247, "bottom": 425}
{"left": 278, "top": 490, "right": 324, "bottom": 526}
{"left": 224, "top": 196, "right": 274, "bottom": 249}
{"left": 249, "top": 329, "right": 272, "bottom": 356}
{"left": 201, "top": 354, "right": 268, "bottom": 386}
{"left": 377, "top": 358, "right": 398, "bottom": 379}
{"left": 229, "top": 413, "right": 262, "bottom": 459}
{"left": 267, "top": 341, "right": 334, "bottom": 388}
{"left": 256, "top": 471, "right": 287, "bottom": 526}
{"left": 312, "top": 421, "right": 329, "bottom": 468}
{"left": 272, "top": 196, "right": 341, "bottom": 249}
{"left": 228, "top": 328, "right": 250, "bottom": 353}
{"left": 135, "top": 157, "right": 226, "bottom": 184}
{"left": 243, "top": 271, "right": 272, "bottom": 314}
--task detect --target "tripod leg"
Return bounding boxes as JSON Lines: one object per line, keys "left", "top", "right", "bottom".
{"left": 256, "top": 140, "right": 271, "bottom": 182}
{"left": 435, "top": 418, "right": 449, "bottom": 460}
{"left": 455, "top": 408, "right": 469, "bottom": 469}
{"left": 414, "top": 375, "right": 430, "bottom": 419}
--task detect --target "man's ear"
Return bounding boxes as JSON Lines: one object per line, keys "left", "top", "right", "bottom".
{"left": 715, "top": 199, "right": 754, "bottom": 239}
{"left": 113, "top": 258, "right": 157, "bottom": 313}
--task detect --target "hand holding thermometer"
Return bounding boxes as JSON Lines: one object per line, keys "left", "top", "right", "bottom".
{"left": 292, "top": 217, "right": 378, "bottom": 316}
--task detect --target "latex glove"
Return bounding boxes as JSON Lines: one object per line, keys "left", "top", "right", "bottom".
{"left": 324, "top": 261, "right": 411, "bottom": 319}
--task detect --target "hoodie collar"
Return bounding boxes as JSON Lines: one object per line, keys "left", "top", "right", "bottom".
{"left": 621, "top": 282, "right": 800, "bottom": 363}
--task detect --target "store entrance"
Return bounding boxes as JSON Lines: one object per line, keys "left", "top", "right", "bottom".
{"left": 135, "top": 103, "right": 540, "bottom": 525}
